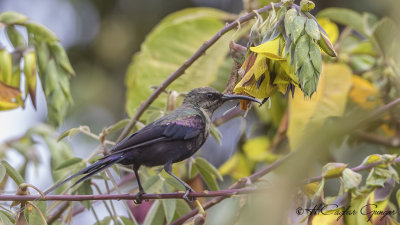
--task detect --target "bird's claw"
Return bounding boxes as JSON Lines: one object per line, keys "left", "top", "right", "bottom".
{"left": 183, "top": 188, "right": 196, "bottom": 202}
{"left": 134, "top": 191, "right": 146, "bottom": 204}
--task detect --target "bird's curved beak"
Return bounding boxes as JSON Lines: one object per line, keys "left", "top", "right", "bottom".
{"left": 221, "top": 94, "right": 262, "bottom": 105}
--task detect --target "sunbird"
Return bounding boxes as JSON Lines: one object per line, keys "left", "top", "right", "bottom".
{"left": 45, "top": 87, "right": 261, "bottom": 203}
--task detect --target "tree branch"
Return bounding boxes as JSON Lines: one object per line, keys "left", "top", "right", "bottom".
{"left": 354, "top": 131, "right": 400, "bottom": 148}
{"left": 116, "top": 2, "right": 283, "bottom": 142}
{"left": 1, "top": 187, "right": 264, "bottom": 201}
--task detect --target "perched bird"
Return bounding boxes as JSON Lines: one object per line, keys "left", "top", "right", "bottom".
{"left": 45, "top": 87, "right": 261, "bottom": 203}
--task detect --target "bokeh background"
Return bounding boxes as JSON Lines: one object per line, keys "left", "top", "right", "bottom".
{"left": 0, "top": 0, "right": 399, "bottom": 224}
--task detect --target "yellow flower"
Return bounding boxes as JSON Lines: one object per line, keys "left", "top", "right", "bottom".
{"left": 234, "top": 37, "right": 299, "bottom": 109}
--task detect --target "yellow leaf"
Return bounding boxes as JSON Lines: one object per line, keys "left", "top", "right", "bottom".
{"left": 322, "top": 163, "right": 347, "bottom": 178}
{"left": 363, "top": 154, "right": 382, "bottom": 165}
{"left": 380, "top": 124, "right": 395, "bottom": 137}
{"left": 234, "top": 73, "right": 274, "bottom": 99}
{"left": 273, "top": 60, "right": 299, "bottom": 94}
{"left": 287, "top": 63, "right": 352, "bottom": 149}
{"left": 219, "top": 153, "right": 252, "bottom": 180}
{"left": 253, "top": 54, "right": 268, "bottom": 80}
{"left": 0, "top": 81, "right": 22, "bottom": 110}
{"left": 303, "top": 182, "right": 320, "bottom": 198}
{"left": 317, "top": 18, "right": 339, "bottom": 44}
{"left": 349, "top": 75, "right": 380, "bottom": 109}
{"left": 310, "top": 208, "right": 345, "bottom": 225}
{"left": 243, "top": 136, "right": 276, "bottom": 162}
{"left": 250, "top": 38, "right": 286, "bottom": 61}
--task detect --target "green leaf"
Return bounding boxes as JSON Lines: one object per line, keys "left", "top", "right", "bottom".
{"left": 77, "top": 180, "right": 93, "bottom": 209}
{"left": 173, "top": 200, "right": 191, "bottom": 221}
{"left": 106, "top": 119, "right": 130, "bottom": 134}
{"left": 349, "top": 55, "right": 375, "bottom": 72}
{"left": 396, "top": 189, "right": 400, "bottom": 209}
{"left": 26, "top": 22, "right": 58, "bottom": 43}
{"left": 348, "top": 41, "right": 376, "bottom": 56}
{"left": 363, "top": 12, "right": 378, "bottom": 36}
{"left": 162, "top": 198, "right": 176, "bottom": 224}
{"left": 373, "top": 17, "right": 400, "bottom": 59}
{"left": 0, "top": 164, "right": 5, "bottom": 182}
{"left": 120, "top": 217, "right": 136, "bottom": 225}
{"left": 143, "top": 200, "right": 165, "bottom": 225}
{"left": 317, "top": 32, "right": 337, "bottom": 57}
{"left": 195, "top": 157, "right": 223, "bottom": 181}
{"left": 195, "top": 161, "right": 219, "bottom": 191}
{"left": 0, "top": 49, "right": 12, "bottom": 85}
{"left": 290, "top": 16, "right": 306, "bottom": 43}
{"left": 40, "top": 57, "right": 72, "bottom": 126}
{"left": 0, "top": 211, "right": 13, "bottom": 225}
{"left": 160, "top": 171, "right": 185, "bottom": 190}
{"left": 366, "top": 167, "right": 392, "bottom": 187}
{"left": 342, "top": 168, "right": 362, "bottom": 190}
{"left": 1, "top": 160, "right": 24, "bottom": 185}
{"left": 55, "top": 157, "right": 82, "bottom": 171}
{"left": 24, "top": 51, "right": 37, "bottom": 108}
{"left": 6, "top": 26, "right": 25, "bottom": 48}
{"left": 309, "top": 39, "right": 322, "bottom": 73}
{"left": 284, "top": 8, "right": 297, "bottom": 37}
{"left": 10, "top": 64, "right": 21, "bottom": 89}
{"left": 44, "top": 137, "right": 74, "bottom": 194}
{"left": 28, "top": 202, "right": 46, "bottom": 225}
{"left": 50, "top": 43, "right": 75, "bottom": 75}
{"left": 34, "top": 40, "right": 50, "bottom": 75}
{"left": 210, "top": 123, "right": 222, "bottom": 145}
{"left": 294, "top": 35, "right": 310, "bottom": 71}
{"left": 305, "top": 18, "right": 320, "bottom": 40}
{"left": 143, "top": 174, "right": 164, "bottom": 193}
{"left": 57, "top": 127, "right": 82, "bottom": 142}
{"left": 299, "top": 61, "right": 316, "bottom": 96}
{"left": 125, "top": 8, "right": 231, "bottom": 117}
{"left": 0, "top": 11, "right": 28, "bottom": 25}
{"left": 317, "top": 8, "right": 366, "bottom": 36}
{"left": 287, "top": 63, "right": 352, "bottom": 149}
{"left": 94, "top": 216, "right": 111, "bottom": 225}
{"left": 189, "top": 159, "right": 199, "bottom": 179}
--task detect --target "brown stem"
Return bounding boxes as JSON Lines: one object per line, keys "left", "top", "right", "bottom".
{"left": 116, "top": 2, "right": 283, "bottom": 142}
{"left": 354, "top": 131, "right": 400, "bottom": 148}
{"left": 46, "top": 202, "right": 71, "bottom": 224}
{"left": 0, "top": 187, "right": 265, "bottom": 201}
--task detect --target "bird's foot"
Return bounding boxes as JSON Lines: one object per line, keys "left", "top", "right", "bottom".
{"left": 183, "top": 187, "right": 196, "bottom": 202}
{"left": 134, "top": 190, "right": 146, "bottom": 204}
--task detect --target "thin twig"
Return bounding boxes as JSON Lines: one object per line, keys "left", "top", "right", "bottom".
{"left": 116, "top": 2, "right": 283, "bottom": 142}
{"left": 0, "top": 187, "right": 264, "bottom": 201}
{"left": 354, "top": 131, "right": 400, "bottom": 148}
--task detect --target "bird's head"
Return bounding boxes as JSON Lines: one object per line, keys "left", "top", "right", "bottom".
{"left": 183, "top": 87, "right": 261, "bottom": 114}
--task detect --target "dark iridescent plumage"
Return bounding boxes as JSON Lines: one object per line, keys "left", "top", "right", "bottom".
{"left": 44, "top": 87, "right": 260, "bottom": 202}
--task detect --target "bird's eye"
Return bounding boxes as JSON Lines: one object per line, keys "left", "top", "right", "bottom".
{"left": 207, "top": 93, "right": 215, "bottom": 100}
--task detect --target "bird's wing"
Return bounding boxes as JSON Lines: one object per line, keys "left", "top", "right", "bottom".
{"left": 109, "top": 115, "right": 204, "bottom": 154}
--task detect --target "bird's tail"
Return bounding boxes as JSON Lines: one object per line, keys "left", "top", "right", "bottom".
{"left": 44, "top": 153, "right": 125, "bottom": 195}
